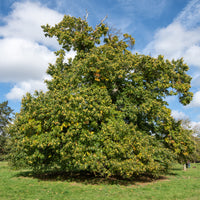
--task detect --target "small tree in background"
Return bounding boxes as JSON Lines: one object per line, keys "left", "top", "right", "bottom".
{"left": 191, "top": 124, "right": 200, "bottom": 162}
{"left": 0, "top": 101, "right": 13, "bottom": 160}
{"left": 181, "top": 119, "right": 200, "bottom": 163}
{"left": 175, "top": 118, "right": 200, "bottom": 163}
{"left": 190, "top": 137, "right": 200, "bottom": 163}
{"left": 9, "top": 15, "right": 195, "bottom": 178}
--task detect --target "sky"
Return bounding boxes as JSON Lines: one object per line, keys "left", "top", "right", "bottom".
{"left": 0, "top": 0, "right": 200, "bottom": 128}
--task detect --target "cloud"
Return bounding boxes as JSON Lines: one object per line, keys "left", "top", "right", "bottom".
{"left": 175, "top": 0, "right": 200, "bottom": 29}
{"left": 143, "top": 0, "right": 200, "bottom": 68}
{"left": 188, "top": 91, "right": 200, "bottom": 108}
{"left": 143, "top": 22, "right": 200, "bottom": 67}
{"left": 6, "top": 78, "right": 49, "bottom": 100}
{"left": 171, "top": 110, "right": 188, "bottom": 120}
{"left": 191, "top": 73, "right": 200, "bottom": 86}
{"left": 190, "top": 121, "right": 200, "bottom": 128}
{"left": 0, "top": 1, "right": 76, "bottom": 100}
{"left": 0, "top": 37, "right": 55, "bottom": 82}
{"left": 171, "top": 109, "right": 200, "bottom": 133}
{"left": 0, "top": 1, "right": 63, "bottom": 49}
{"left": 184, "top": 45, "right": 200, "bottom": 67}
{"left": 190, "top": 121, "right": 200, "bottom": 137}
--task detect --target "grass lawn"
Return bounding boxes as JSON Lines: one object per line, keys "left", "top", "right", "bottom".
{"left": 0, "top": 162, "right": 199, "bottom": 200}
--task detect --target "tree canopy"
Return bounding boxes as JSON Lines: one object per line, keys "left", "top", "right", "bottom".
{"left": 9, "top": 15, "right": 195, "bottom": 178}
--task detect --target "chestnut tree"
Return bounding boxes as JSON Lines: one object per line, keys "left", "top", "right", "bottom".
{"left": 9, "top": 15, "right": 195, "bottom": 178}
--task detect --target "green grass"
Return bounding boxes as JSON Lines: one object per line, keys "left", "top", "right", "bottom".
{"left": 0, "top": 162, "right": 199, "bottom": 200}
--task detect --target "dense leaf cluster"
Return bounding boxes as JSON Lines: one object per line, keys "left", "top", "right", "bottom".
{"left": 9, "top": 16, "right": 195, "bottom": 178}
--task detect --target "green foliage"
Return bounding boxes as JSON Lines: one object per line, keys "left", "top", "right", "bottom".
{"left": 190, "top": 136, "right": 200, "bottom": 162}
{"left": 0, "top": 101, "right": 13, "bottom": 160}
{"left": 9, "top": 15, "right": 195, "bottom": 178}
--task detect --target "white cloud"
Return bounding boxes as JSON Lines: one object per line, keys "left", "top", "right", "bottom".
{"left": 143, "top": 0, "right": 200, "bottom": 68}
{"left": 0, "top": 37, "right": 55, "bottom": 82}
{"left": 6, "top": 78, "right": 49, "bottom": 100}
{"left": 144, "top": 22, "right": 200, "bottom": 67}
{"left": 0, "top": 1, "right": 63, "bottom": 49}
{"left": 188, "top": 91, "right": 200, "bottom": 108}
{"left": 171, "top": 110, "right": 188, "bottom": 120}
{"left": 184, "top": 45, "right": 200, "bottom": 67}
{"left": 175, "top": 0, "right": 200, "bottom": 29}
{"left": 170, "top": 110, "right": 200, "bottom": 134}
{"left": 188, "top": 121, "right": 200, "bottom": 136}
{"left": 0, "top": 1, "right": 76, "bottom": 100}
{"left": 190, "top": 121, "right": 200, "bottom": 129}
{"left": 191, "top": 73, "right": 200, "bottom": 86}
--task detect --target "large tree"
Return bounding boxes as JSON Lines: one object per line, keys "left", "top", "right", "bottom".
{"left": 9, "top": 15, "right": 195, "bottom": 178}
{"left": 0, "top": 101, "right": 13, "bottom": 159}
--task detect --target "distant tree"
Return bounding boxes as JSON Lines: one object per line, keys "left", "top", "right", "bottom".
{"left": 180, "top": 119, "right": 200, "bottom": 162}
{"left": 190, "top": 136, "right": 200, "bottom": 163}
{"left": 191, "top": 123, "right": 200, "bottom": 162}
{"left": 0, "top": 101, "right": 13, "bottom": 160}
{"left": 9, "top": 15, "right": 195, "bottom": 178}
{"left": 172, "top": 118, "right": 200, "bottom": 164}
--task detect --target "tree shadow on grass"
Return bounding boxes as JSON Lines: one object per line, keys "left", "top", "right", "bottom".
{"left": 167, "top": 165, "right": 185, "bottom": 176}
{"left": 13, "top": 170, "right": 170, "bottom": 186}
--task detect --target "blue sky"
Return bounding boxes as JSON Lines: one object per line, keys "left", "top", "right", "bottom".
{"left": 1, "top": 0, "right": 200, "bottom": 128}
